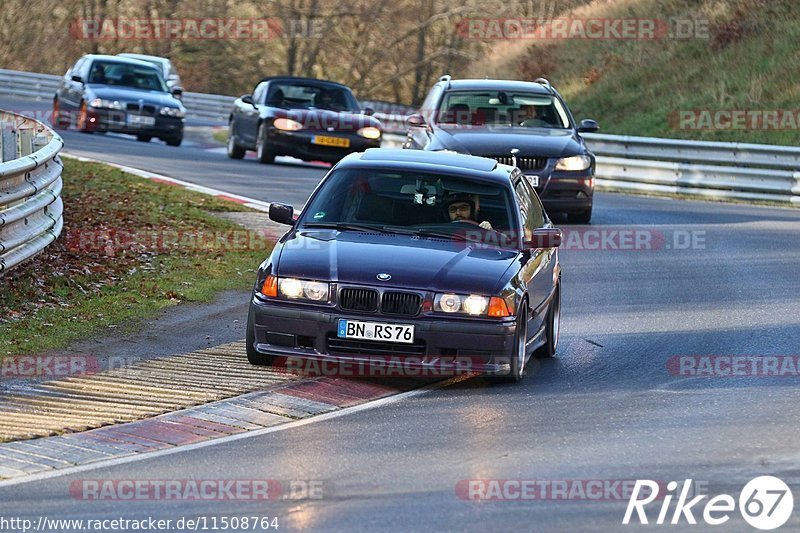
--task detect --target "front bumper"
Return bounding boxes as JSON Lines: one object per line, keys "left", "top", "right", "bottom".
{"left": 88, "top": 108, "right": 184, "bottom": 138}
{"left": 267, "top": 129, "right": 382, "bottom": 163}
{"left": 248, "top": 296, "right": 517, "bottom": 375}
{"left": 537, "top": 174, "right": 594, "bottom": 214}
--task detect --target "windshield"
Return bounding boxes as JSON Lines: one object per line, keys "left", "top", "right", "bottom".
{"left": 298, "top": 169, "right": 518, "bottom": 245}
{"left": 265, "top": 83, "right": 359, "bottom": 112}
{"left": 88, "top": 61, "right": 168, "bottom": 92}
{"left": 437, "top": 90, "right": 570, "bottom": 128}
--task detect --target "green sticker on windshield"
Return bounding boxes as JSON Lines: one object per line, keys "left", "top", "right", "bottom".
{"left": 313, "top": 211, "right": 325, "bottom": 219}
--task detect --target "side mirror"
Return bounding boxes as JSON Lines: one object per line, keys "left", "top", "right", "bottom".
{"left": 525, "top": 228, "right": 562, "bottom": 249}
{"left": 71, "top": 75, "right": 83, "bottom": 84}
{"left": 171, "top": 86, "right": 183, "bottom": 99}
{"left": 269, "top": 203, "right": 295, "bottom": 225}
{"left": 577, "top": 119, "right": 599, "bottom": 133}
{"left": 362, "top": 107, "right": 375, "bottom": 116}
{"left": 407, "top": 113, "right": 426, "bottom": 127}
{"left": 241, "top": 95, "right": 256, "bottom": 107}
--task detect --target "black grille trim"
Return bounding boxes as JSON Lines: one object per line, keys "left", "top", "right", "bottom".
{"left": 326, "top": 335, "right": 426, "bottom": 356}
{"left": 488, "top": 155, "right": 548, "bottom": 171}
{"left": 339, "top": 288, "right": 379, "bottom": 312}
{"left": 381, "top": 291, "right": 421, "bottom": 316}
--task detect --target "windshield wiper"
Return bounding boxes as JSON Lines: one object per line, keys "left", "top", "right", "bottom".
{"left": 381, "top": 226, "right": 469, "bottom": 241}
{"left": 302, "top": 222, "right": 394, "bottom": 234}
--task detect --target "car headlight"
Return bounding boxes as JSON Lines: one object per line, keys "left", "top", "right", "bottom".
{"left": 433, "top": 293, "right": 511, "bottom": 317}
{"left": 357, "top": 126, "right": 381, "bottom": 139}
{"left": 273, "top": 118, "right": 303, "bottom": 131}
{"left": 271, "top": 277, "right": 330, "bottom": 302}
{"left": 89, "top": 98, "right": 122, "bottom": 110}
{"left": 159, "top": 106, "right": 185, "bottom": 118}
{"left": 554, "top": 154, "right": 592, "bottom": 172}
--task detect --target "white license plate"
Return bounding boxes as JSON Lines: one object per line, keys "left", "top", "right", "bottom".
{"left": 337, "top": 319, "right": 414, "bottom": 344}
{"left": 127, "top": 114, "right": 155, "bottom": 126}
{"left": 525, "top": 175, "right": 540, "bottom": 187}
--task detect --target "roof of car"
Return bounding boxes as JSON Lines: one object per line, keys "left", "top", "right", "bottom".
{"left": 81, "top": 54, "right": 161, "bottom": 70}
{"left": 118, "top": 53, "right": 171, "bottom": 65}
{"left": 257, "top": 76, "right": 351, "bottom": 89}
{"left": 339, "top": 149, "right": 516, "bottom": 184}
{"left": 441, "top": 79, "right": 552, "bottom": 94}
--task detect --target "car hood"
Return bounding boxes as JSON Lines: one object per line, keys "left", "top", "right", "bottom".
{"left": 433, "top": 125, "right": 581, "bottom": 157}
{"left": 278, "top": 108, "right": 381, "bottom": 131}
{"left": 88, "top": 85, "right": 182, "bottom": 108}
{"left": 274, "top": 230, "right": 519, "bottom": 295}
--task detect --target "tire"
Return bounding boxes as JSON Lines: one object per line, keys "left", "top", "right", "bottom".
{"left": 246, "top": 315, "right": 275, "bottom": 366}
{"left": 52, "top": 98, "right": 66, "bottom": 130}
{"left": 226, "top": 123, "right": 246, "bottom": 159}
{"left": 136, "top": 134, "right": 152, "bottom": 143}
{"left": 503, "top": 302, "right": 529, "bottom": 382}
{"left": 568, "top": 207, "right": 592, "bottom": 224}
{"left": 165, "top": 132, "right": 183, "bottom": 147}
{"left": 76, "top": 101, "right": 93, "bottom": 133}
{"left": 534, "top": 284, "right": 560, "bottom": 359}
{"left": 256, "top": 123, "right": 276, "bottom": 164}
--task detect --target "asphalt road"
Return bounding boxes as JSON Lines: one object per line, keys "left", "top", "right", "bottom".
{"left": 3, "top": 96, "right": 800, "bottom": 532}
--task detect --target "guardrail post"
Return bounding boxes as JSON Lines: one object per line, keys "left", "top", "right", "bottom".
{"left": 2, "top": 130, "right": 17, "bottom": 162}
{"left": 19, "top": 129, "right": 34, "bottom": 156}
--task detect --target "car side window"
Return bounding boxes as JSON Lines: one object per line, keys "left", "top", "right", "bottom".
{"left": 516, "top": 176, "right": 546, "bottom": 228}
{"left": 421, "top": 85, "right": 443, "bottom": 123}
{"left": 252, "top": 82, "right": 268, "bottom": 105}
{"left": 68, "top": 57, "right": 85, "bottom": 79}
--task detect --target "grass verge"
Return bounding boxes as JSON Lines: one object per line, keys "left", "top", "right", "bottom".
{"left": 470, "top": 0, "right": 798, "bottom": 145}
{"left": 1, "top": 159, "right": 273, "bottom": 358}
{"left": 212, "top": 129, "right": 228, "bottom": 145}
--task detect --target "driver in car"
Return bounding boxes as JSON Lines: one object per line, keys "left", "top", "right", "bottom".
{"left": 445, "top": 192, "right": 493, "bottom": 230}
{"left": 517, "top": 104, "right": 549, "bottom": 127}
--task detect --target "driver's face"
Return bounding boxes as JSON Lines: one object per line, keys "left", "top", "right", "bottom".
{"left": 448, "top": 201, "right": 472, "bottom": 221}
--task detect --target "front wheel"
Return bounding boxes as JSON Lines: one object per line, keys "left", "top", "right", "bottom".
{"left": 534, "top": 284, "right": 560, "bottom": 359}
{"left": 503, "top": 302, "right": 529, "bottom": 382}
{"left": 76, "top": 101, "right": 93, "bottom": 133}
{"left": 246, "top": 316, "right": 275, "bottom": 366}
{"left": 52, "top": 99, "right": 67, "bottom": 129}
{"left": 256, "top": 123, "right": 276, "bottom": 164}
{"left": 165, "top": 132, "right": 183, "bottom": 147}
{"left": 226, "top": 123, "right": 246, "bottom": 159}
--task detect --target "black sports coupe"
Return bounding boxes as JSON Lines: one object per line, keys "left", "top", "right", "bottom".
{"left": 246, "top": 149, "right": 562, "bottom": 382}
{"left": 405, "top": 77, "right": 598, "bottom": 223}
{"left": 227, "top": 76, "right": 382, "bottom": 164}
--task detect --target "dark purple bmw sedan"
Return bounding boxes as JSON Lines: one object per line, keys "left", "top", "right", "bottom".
{"left": 246, "top": 149, "right": 562, "bottom": 381}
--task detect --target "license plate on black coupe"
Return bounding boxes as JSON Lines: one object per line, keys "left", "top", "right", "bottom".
{"left": 337, "top": 319, "right": 414, "bottom": 344}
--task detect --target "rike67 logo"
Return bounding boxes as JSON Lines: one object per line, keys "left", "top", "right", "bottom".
{"left": 623, "top": 477, "right": 794, "bottom": 530}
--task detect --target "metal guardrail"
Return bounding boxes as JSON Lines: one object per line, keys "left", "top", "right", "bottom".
{"left": 583, "top": 133, "right": 800, "bottom": 205}
{"left": 0, "top": 110, "right": 64, "bottom": 274}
